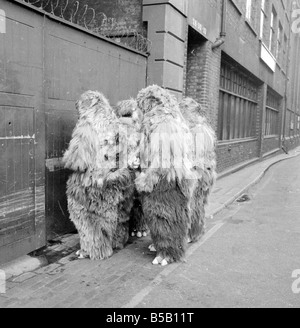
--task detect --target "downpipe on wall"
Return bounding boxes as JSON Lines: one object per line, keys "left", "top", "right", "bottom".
{"left": 212, "top": 0, "right": 227, "bottom": 50}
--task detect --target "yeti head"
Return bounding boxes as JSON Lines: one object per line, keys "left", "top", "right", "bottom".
{"left": 115, "top": 98, "right": 143, "bottom": 131}
{"left": 76, "top": 90, "right": 111, "bottom": 117}
{"left": 179, "top": 97, "right": 208, "bottom": 125}
{"left": 179, "top": 97, "right": 200, "bottom": 115}
{"left": 115, "top": 98, "right": 138, "bottom": 118}
{"left": 136, "top": 85, "right": 178, "bottom": 114}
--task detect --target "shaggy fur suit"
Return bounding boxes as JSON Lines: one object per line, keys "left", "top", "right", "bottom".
{"left": 63, "top": 91, "right": 139, "bottom": 260}
{"left": 179, "top": 97, "right": 217, "bottom": 243}
{"left": 63, "top": 86, "right": 216, "bottom": 265}
{"left": 114, "top": 99, "right": 148, "bottom": 237}
{"left": 135, "top": 86, "right": 217, "bottom": 265}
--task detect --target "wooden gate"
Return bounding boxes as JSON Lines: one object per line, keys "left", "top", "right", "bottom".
{"left": 0, "top": 0, "right": 147, "bottom": 264}
{"left": 0, "top": 3, "right": 45, "bottom": 263}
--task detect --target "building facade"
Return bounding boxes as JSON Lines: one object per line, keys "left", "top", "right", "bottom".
{"left": 143, "top": 0, "right": 300, "bottom": 174}
{"left": 286, "top": 0, "right": 300, "bottom": 150}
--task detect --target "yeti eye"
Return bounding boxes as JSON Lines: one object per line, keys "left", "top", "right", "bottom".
{"left": 104, "top": 155, "right": 109, "bottom": 161}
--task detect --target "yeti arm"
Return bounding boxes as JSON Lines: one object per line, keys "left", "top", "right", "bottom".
{"left": 194, "top": 122, "right": 216, "bottom": 166}
{"left": 135, "top": 170, "right": 160, "bottom": 193}
{"left": 193, "top": 122, "right": 217, "bottom": 191}
{"left": 63, "top": 123, "right": 97, "bottom": 172}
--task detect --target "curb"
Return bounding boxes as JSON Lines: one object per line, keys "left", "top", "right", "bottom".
{"left": 209, "top": 150, "right": 300, "bottom": 218}
{"left": 0, "top": 233, "right": 79, "bottom": 280}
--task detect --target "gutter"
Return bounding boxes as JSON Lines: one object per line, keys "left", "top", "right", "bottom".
{"left": 212, "top": 0, "right": 227, "bottom": 50}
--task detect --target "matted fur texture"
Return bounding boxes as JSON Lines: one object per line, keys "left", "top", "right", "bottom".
{"left": 179, "top": 97, "right": 217, "bottom": 242}
{"left": 63, "top": 91, "right": 138, "bottom": 260}
{"left": 135, "top": 85, "right": 197, "bottom": 264}
{"left": 115, "top": 98, "right": 148, "bottom": 236}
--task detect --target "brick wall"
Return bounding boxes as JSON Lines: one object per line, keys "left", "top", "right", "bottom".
{"left": 284, "top": 109, "right": 300, "bottom": 152}
{"left": 284, "top": 136, "right": 300, "bottom": 152}
{"left": 262, "top": 136, "right": 280, "bottom": 154}
{"left": 185, "top": 30, "right": 221, "bottom": 131}
{"left": 182, "top": 23, "right": 189, "bottom": 98}
{"left": 216, "top": 139, "right": 259, "bottom": 173}
{"left": 256, "top": 83, "right": 267, "bottom": 157}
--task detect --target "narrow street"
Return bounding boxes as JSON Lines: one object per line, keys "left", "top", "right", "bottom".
{"left": 134, "top": 155, "right": 300, "bottom": 308}
{"left": 0, "top": 155, "right": 300, "bottom": 308}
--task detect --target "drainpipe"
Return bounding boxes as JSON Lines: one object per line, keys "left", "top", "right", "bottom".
{"left": 212, "top": 0, "right": 227, "bottom": 50}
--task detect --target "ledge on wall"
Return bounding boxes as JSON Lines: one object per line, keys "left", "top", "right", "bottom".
{"left": 229, "top": 0, "right": 243, "bottom": 16}
{"left": 262, "top": 148, "right": 281, "bottom": 159}
{"left": 260, "top": 41, "right": 276, "bottom": 73}
{"left": 217, "top": 157, "right": 259, "bottom": 180}
{"left": 245, "top": 19, "right": 258, "bottom": 37}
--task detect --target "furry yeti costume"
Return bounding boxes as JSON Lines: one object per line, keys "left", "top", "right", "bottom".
{"left": 179, "top": 97, "right": 217, "bottom": 243}
{"left": 114, "top": 99, "right": 148, "bottom": 238}
{"left": 135, "top": 85, "right": 197, "bottom": 266}
{"left": 63, "top": 91, "right": 138, "bottom": 260}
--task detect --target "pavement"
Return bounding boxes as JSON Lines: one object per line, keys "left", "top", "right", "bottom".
{"left": 0, "top": 146, "right": 300, "bottom": 308}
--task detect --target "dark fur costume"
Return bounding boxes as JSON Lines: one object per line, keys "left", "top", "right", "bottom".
{"left": 63, "top": 91, "right": 137, "bottom": 260}
{"left": 135, "top": 85, "right": 196, "bottom": 264}
{"left": 114, "top": 99, "right": 148, "bottom": 236}
{"left": 179, "top": 97, "right": 217, "bottom": 242}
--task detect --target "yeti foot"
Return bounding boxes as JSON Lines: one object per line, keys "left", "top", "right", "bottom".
{"left": 161, "top": 259, "right": 169, "bottom": 266}
{"left": 152, "top": 256, "right": 163, "bottom": 265}
{"left": 152, "top": 255, "right": 169, "bottom": 266}
{"left": 148, "top": 244, "right": 156, "bottom": 252}
{"left": 131, "top": 230, "right": 148, "bottom": 238}
{"left": 76, "top": 249, "right": 89, "bottom": 259}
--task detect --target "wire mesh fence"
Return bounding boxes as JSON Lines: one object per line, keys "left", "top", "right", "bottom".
{"left": 19, "top": 0, "right": 151, "bottom": 53}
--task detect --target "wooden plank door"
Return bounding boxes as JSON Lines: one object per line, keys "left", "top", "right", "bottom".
{"left": 0, "top": 0, "right": 46, "bottom": 264}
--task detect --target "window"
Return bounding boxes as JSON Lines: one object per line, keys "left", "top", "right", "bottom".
{"left": 286, "top": 110, "right": 290, "bottom": 136}
{"left": 282, "top": 34, "right": 288, "bottom": 69}
{"left": 260, "top": 0, "right": 266, "bottom": 38}
{"left": 246, "top": 0, "right": 259, "bottom": 30}
{"left": 0, "top": 9, "right": 5, "bottom": 34}
{"left": 291, "top": 115, "right": 294, "bottom": 130}
{"left": 265, "top": 89, "right": 280, "bottom": 136}
{"left": 276, "top": 22, "right": 283, "bottom": 61}
{"left": 218, "top": 59, "right": 259, "bottom": 141}
{"left": 246, "top": 0, "right": 252, "bottom": 21}
{"left": 286, "top": 110, "right": 295, "bottom": 138}
{"left": 269, "top": 7, "right": 277, "bottom": 54}
{"left": 297, "top": 115, "right": 300, "bottom": 131}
